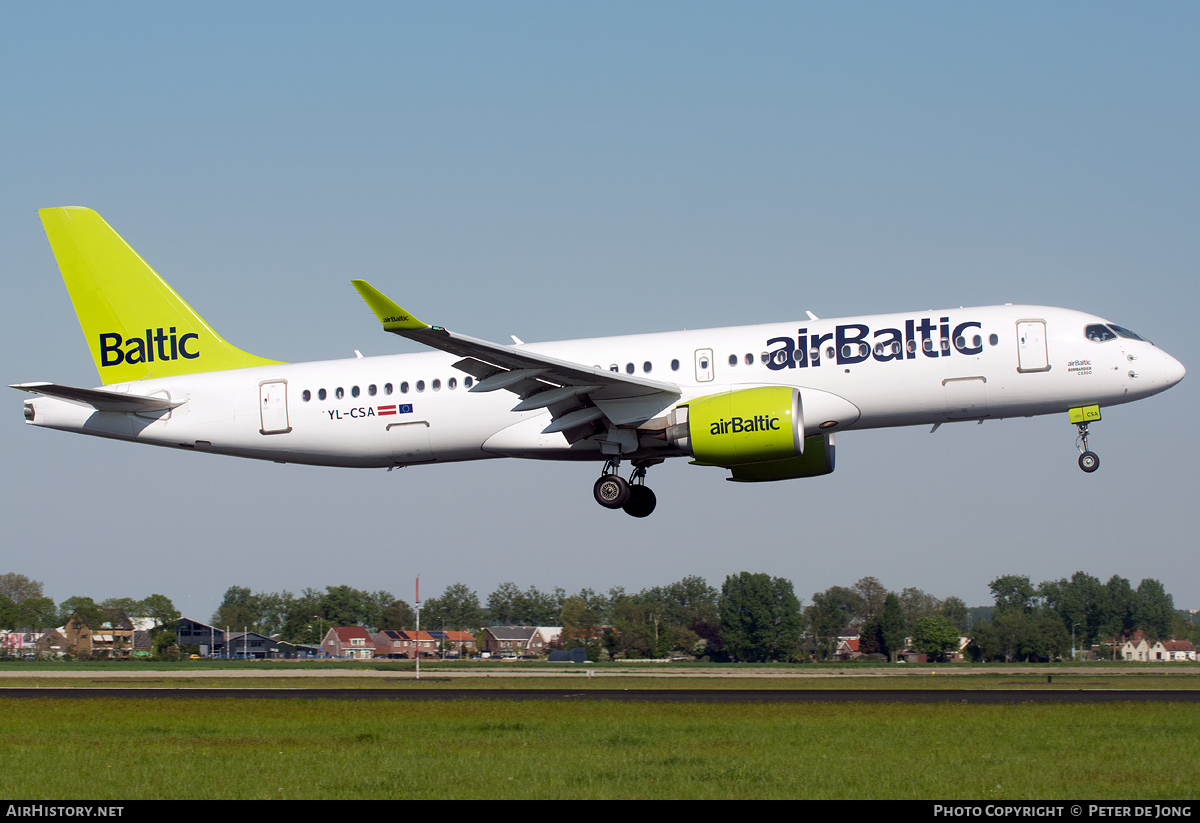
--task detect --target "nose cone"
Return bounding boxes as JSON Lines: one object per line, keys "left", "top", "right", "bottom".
{"left": 1163, "top": 351, "right": 1186, "bottom": 388}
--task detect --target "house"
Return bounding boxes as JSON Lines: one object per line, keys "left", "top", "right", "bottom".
{"left": 61, "top": 608, "right": 134, "bottom": 658}
{"left": 481, "top": 626, "right": 537, "bottom": 657}
{"left": 1161, "top": 640, "right": 1196, "bottom": 662}
{"left": 427, "top": 630, "right": 477, "bottom": 658}
{"left": 1121, "top": 632, "right": 1150, "bottom": 661}
{"left": 322, "top": 627, "right": 375, "bottom": 659}
{"left": 480, "top": 626, "right": 563, "bottom": 657}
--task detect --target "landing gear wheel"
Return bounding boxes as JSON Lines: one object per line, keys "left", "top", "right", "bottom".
{"left": 594, "top": 474, "right": 631, "bottom": 508}
{"left": 622, "top": 485, "right": 657, "bottom": 518}
{"left": 1078, "top": 451, "right": 1100, "bottom": 473}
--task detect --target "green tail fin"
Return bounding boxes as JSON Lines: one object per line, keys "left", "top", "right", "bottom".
{"left": 39, "top": 207, "right": 282, "bottom": 384}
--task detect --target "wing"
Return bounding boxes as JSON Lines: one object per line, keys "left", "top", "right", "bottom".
{"left": 351, "top": 281, "right": 681, "bottom": 443}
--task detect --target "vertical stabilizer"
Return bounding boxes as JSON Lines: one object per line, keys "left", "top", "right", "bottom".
{"left": 39, "top": 207, "right": 280, "bottom": 384}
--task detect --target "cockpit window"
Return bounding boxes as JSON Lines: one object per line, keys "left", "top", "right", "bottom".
{"left": 1085, "top": 324, "right": 1117, "bottom": 342}
{"left": 1108, "top": 324, "right": 1149, "bottom": 343}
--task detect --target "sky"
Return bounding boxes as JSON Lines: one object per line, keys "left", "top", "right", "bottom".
{"left": 2, "top": 3, "right": 1197, "bottom": 620}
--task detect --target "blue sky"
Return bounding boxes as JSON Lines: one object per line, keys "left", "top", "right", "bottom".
{"left": 2, "top": 3, "right": 1197, "bottom": 619}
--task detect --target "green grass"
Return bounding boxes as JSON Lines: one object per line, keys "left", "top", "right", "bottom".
{"left": 1, "top": 698, "right": 1197, "bottom": 799}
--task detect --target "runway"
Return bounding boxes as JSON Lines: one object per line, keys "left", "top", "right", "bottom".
{"left": 2, "top": 688, "right": 1198, "bottom": 702}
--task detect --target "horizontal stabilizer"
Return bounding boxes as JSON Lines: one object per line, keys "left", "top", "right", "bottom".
{"left": 11, "top": 382, "right": 184, "bottom": 412}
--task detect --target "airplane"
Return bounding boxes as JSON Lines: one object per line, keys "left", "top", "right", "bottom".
{"left": 14, "top": 207, "right": 1186, "bottom": 518}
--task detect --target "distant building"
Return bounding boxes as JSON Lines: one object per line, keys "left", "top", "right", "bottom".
{"left": 62, "top": 609, "right": 134, "bottom": 658}
{"left": 322, "top": 627, "right": 375, "bottom": 659}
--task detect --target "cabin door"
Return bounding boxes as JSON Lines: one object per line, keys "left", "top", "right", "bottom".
{"left": 259, "top": 381, "right": 292, "bottom": 434}
{"left": 1016, "top": 321, "right": 1049, "bottom": 373}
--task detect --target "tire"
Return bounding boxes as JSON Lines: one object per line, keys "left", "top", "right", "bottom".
{"left": 593, "top": 474, "right": 631, "bottom": 508}
{"left": 622, "top": 485, "right": 657, "bottom": 518}
{"left": 1079, "top": 451, "right": 1100, "bottom": 473}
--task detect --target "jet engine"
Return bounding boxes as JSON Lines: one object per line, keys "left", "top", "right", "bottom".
{"left": 664, "top": 386, "right": 835, "bottom": 481}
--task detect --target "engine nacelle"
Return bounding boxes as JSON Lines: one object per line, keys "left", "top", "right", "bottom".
{"left": 725, "top": 434, "right": 835, "bottom": 482}
{"left": 664, "top": 386, "right": 836, "bottom": 482}
{"left": 666, "top": 386, "right": 803, "bottom": 466}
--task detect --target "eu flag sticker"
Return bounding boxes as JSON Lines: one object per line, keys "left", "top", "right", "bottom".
{"left": 398, "top": 404, "right": 413, "bottom": 414}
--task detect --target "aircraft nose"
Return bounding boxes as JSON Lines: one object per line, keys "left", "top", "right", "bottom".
{"left": 1163, "top": 351, "right": 1186, "bottom": 387}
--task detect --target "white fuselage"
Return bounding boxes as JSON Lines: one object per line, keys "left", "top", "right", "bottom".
{"left": 22, "top": 305, "right": 1186, "bottom": 469}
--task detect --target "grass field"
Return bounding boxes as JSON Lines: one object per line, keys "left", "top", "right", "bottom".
{"left": 1, "top": 696, "right": 1197, "bottom": 800}
{"left": 3, "top": 664, "right": 1197, "bottom": 799}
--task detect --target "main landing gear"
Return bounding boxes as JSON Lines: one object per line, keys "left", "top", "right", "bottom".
{"left": 593, "top": 458, "right": 658, "bottom": 518}
{"left": 1075, "top": 422, "right": 1100, "bottom": 473}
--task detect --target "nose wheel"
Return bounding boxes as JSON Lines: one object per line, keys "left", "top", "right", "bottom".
{"left": 593, "top": 459, "right": 659, "bottom": 517}
{"left": 1075, "top": 422, "right": 1100, "bottom": 473}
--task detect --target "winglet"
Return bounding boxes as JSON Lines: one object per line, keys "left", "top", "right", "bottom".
{"left": 351, "top": 280, "right": 429, "bottom": 332}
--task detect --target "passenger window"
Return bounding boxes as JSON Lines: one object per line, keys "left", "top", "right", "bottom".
{"left": 728, "top": 354, "right": 737, "bottom": 367}
{"left": 351, "top": 386, "right": 360, "bottom": 398}
{"left": 318, "top": 389, "right": 327, "bottom": 401}
{"left": 336, "top": 387, "right": 345, "bottom": 399}
{"left": 923, "top": 339, "right": 933, "bottom": 352}
{"left": 989, "top": 334, "right": 999, "bottom": 346}
{"left": 416, "top": 381, "right": 426, "bottom": 392}
{"left": 671, "top": 359, "right": 680, "bottom": 371}
{"left": 643, "top": 361, "right": 652, "bottom": 373}
{"left": 400, "top": 382, "right": 409, "bottom": 394}
{"left": 385, "top": 383, "right": 393, "bottom": 395}
{"left": 825, "top": 346, "right": 835, "bottom": 360}
{"left": 464, "top": 376, "right": 474, "bottom": 388}
{"left": 907, "top": 340, "right": 917, "bottom": 353}
{"left": 432, "top": 379, "right": 441, "bottom": 391}
{"left": 302, "top": 390, "right": 311, "bottom": 402}
{"left": 973, "top": 335, "right": 982, "bottom": 348}
{"left": 448, "top": 377, "right": 457, "bottom": 389}
{"left": 749, "top": 353, "right": 757, "bottom": 365}
{"left": 368, "top": 384, "right": 377, "bottom": 396}
{"left": 610, "top": 365, "right": 619, "bottom": 373}
{"left": 625, "top": 363, "right": 634, "bottom": 374}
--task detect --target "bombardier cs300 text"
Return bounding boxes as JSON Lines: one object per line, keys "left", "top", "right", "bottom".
{"left": 15, "top": 208, "right": 1186, "bottom": 517}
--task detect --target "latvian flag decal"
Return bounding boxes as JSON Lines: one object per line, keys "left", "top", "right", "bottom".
{"left": 378, "top": 405, "right": 396, "bottom": 416}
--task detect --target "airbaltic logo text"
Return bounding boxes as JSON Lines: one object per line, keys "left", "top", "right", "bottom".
{"left": 763, "top": 317, "right": 983, "bottom": 370}
{"left": 711, "top": 416, "right": 780, "bottom": 435}
{"left": 99, "top": 329, "right": 198, "bottom": 367}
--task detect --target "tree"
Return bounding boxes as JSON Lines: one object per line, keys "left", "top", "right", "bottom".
{"left": 212, "top": 586, "right": 262, "bottom": 632}
{"left": 318, "top": 585, "right": 374, "bottom": 628}
{"left": 899, "top": 587, "right": 943, "bottom": 633}
{"left": 379, "top": 599, "right": 415, "bottom": 631}
{"left": 806, "top": 586, "right": 862, "bottom": 660}
{"left": 422, "top": 583, "right": 482, "bottom": 632}
{"left": 880, "top": 593, "right": 906, "bottom": 662}
{"left": 0, "top": 573, "right": 44, "bottom": 604}
{"left": 719, "top": 573, "right": 802, "bottom": 662}
{"left": 851, "top": 576, "right": 888, "bottom": 622}
{"left": 940, "top": 596, "right": 969, "bottom": 634}
{"left": 1134, "top": 579, "right": 1174, "bottom": 642}
{"left": 911, "top": 616, "right": 960, "bottom": 661}
{"left": 989, "top": 575, "right": 1036, "bottom": 615}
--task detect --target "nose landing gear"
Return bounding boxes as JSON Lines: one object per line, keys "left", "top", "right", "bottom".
{"left": 1075, "top": 422, "right": 1099, "bottom": 473}
{"left": 592, "top": 458, "right": 659, "bottom": 517}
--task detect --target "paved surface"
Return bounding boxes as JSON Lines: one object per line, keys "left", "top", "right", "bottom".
{"left": 1, "top": 687, "right": 1197, "bottom": 702}
{"left": 0, "top": 665, "right": 1191, "bottom": 679}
